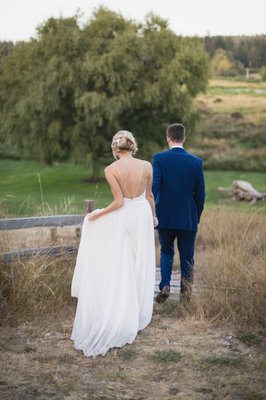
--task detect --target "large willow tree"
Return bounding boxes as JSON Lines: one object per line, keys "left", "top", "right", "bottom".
{"left": 0, "top": 8, "right": 209, "bottom": 180}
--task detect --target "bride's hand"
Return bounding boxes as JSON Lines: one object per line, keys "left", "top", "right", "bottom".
{"left": 87, "top": 210, "right": 102, "bottom": 221}
{"left": 153, "top": 216, "right": 159, "bottom": 228}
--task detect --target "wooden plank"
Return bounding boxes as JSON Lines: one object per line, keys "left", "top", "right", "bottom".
{"left": 0, "top": 215, "right": 84, "bottom": 231}
{"left": 155, "top": 269, "right": 181, "bottom": 293}
{"left": 155, "top": 269, "right": 199, "bottom": 293}
{"left": 0, "top": 245, "right": 77, "bottom": 264}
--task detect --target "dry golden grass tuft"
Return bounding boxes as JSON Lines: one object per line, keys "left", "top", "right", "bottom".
{"left": 0, "top": 195, "right": 13, "bottom": 218}
{"left": 0, "top": 255, "right": 76, "bottom": 324}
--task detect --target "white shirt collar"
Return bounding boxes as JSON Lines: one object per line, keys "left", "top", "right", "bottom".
{"left": 170, "top": 145, "right": 183, "bottom": 149}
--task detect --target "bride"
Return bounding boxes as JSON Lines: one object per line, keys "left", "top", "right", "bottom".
{"left": 71, "top": 130, "right": 157, "bottom": 357}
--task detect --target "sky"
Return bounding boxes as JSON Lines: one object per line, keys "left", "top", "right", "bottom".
{"left": 0, "top": 0, "right": 265, "bottom": 42}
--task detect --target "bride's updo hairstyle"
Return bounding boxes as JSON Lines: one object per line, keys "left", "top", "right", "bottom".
{"left": 111, "top": 130, "right": 138, "bottom": 159}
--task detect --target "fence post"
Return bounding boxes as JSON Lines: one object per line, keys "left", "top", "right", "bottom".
{"left": 76, "top": 200, "right": 96, "bottom": 239}
{"left": 84, "top": 200, "right": 95, "bottom": 214}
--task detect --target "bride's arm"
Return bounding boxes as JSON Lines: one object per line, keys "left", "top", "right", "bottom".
{"left": 88, "top": 167, "right": 124, "bottom": 221}
{"left": 146, "top": 164, "right": 158, "bottom": 226}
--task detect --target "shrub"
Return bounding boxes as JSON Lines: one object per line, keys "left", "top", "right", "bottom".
{"left": 259, "top": 66, "right": 266, "bottom": 81}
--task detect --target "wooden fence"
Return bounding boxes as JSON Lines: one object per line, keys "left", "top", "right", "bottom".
{"left": 0, "top": 199, "right": 184, "bottom": 293}
{"left": 0, "top": 200, "right": 95, "bottom": 265}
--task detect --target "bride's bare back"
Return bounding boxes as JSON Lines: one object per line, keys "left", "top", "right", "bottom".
{"left": 88, "top": 154, "right": 156, "bottom": 223}
{"left": 111, "top": 158, "right": 151, "bottom": 199}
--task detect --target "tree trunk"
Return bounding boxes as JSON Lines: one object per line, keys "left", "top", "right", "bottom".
{"left": 90, "top": 155, "right": 101, "bottom": 182}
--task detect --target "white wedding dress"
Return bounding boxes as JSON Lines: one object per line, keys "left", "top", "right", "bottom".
{"left": 71, "top": 190, "right": 155, "bottom": 357}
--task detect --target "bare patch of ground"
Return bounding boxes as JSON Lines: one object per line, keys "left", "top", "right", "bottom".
{"left": 0, "top": 304, "right": 265, "bottom": 400}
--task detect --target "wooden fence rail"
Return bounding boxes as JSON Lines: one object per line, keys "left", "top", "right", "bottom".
{"left": 0, "top": 215, "right": 84, "bottom": 231}
{"left": 1, "top": 245, "right": 78, "bottom": 264}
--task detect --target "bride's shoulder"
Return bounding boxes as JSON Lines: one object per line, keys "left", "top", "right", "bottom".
{"left": 105, "top": 160, "right": 119, "bottom": 171}
{"left": 104, "top": 162, "right": 120, "bottom": 178}
{"left": 136, "top": 158, "right": 151, "bottom": 168}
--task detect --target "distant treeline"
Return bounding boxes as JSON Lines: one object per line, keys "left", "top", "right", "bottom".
{"left": 203, "top": 35, "right": 266, "bottom": 69}
{"left": 1, "top": 34, "right": 266, "bottom": 69}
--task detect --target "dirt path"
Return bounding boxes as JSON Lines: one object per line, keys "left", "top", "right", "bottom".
{"left": 0, "top": 303, "right": 265, "bottom": 400}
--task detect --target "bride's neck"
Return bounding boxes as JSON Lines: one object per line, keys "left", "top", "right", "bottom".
{"left": 118, "top": 152, "right": 133, "bottom": 160}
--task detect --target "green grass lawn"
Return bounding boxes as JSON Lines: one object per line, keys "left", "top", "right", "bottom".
{"left": 0, "top": 159, "right": 108, "bottom": 216}
{"left": 1, "top": 159, "right": 265, "bottom": 216}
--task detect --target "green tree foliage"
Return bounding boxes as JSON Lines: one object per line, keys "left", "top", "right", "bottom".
{"left": 211, "top": 48, "right": 245, "bottom": 77}
{"left": 0, "top": 18, "right": 81, "bottom": 164}
{"left": 260, "top": 66, "right": 266, "bottom": 81}
{"left": 0, "top": 41, "right": 14, "bottom": 58}
{"left": 0, "top": 8, "right": 209, "bottom": 180}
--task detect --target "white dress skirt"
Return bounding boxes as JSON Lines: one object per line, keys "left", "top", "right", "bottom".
{"left": 71, "top": 191, "right": 156, "bottom": 357}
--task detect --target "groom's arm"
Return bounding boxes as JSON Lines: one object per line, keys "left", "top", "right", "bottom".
{"left": 152, "top": 155, "right": 162, "bottom": 204}
{"left": 194, "top": 160, "right": 205, "bottom": 223}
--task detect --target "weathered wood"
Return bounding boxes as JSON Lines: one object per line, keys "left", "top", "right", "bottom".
{"left": 84, "top": 200, "right": 95, "bottom": 214}
{"left": 0, "top": 245, "right": 77, "bottom": 264}
{"left": 155, "top": 269, "right": 199, "bottom": 294}
{"left": 0, "top": 214, "right": 84, "bottom": 231}
{"left": 232, "top": 180, "right": 266, "bottom": 204}
{"left": 218, "top": 187, "right": 232, "bottom": 192}
{"left": 155, "top": 270, "right": 180, "bottom": 293}
{"left": 218, "top": 180, "right": 266, "bottom": 205}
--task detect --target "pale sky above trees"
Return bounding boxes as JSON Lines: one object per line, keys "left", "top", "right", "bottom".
{"left": 0, "top": 0, "right": 266, "bottom": 42}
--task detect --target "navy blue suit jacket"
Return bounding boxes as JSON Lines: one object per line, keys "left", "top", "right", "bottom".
{"left": 152, "top": 148, "right": 205, "bottom": 232}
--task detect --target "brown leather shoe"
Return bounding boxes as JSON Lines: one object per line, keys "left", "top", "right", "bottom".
{"left": 155, "top": 286, "right": 170, "bottom": 304}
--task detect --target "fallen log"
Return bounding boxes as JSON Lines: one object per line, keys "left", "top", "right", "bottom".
{"left": 218, "top": 180, "right": 266, "bottom": 205}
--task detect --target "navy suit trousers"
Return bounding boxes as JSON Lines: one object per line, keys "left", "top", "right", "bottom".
{"left": 158, "top": 229, "right": 196, "bottom": 292}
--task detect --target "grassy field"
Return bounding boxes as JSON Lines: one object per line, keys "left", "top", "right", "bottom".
{"left": 193, "top": 78, "right": 266, "bottom": 172}
{"left": 197, "top": 78, "right": 266, "bottom": 117}
{"left": 0, "top": 159, "right": 266, "bottom": 216}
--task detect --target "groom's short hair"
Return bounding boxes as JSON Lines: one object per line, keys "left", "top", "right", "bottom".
{"left": 166, "top": 123, "right": 186, "bottom": 143}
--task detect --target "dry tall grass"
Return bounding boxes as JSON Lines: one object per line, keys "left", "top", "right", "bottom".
{"left": 193, "top": 207, "right": 266, "bottom": 328}
{"left": 0, "top": 255, "right": 76, "bottom": 324}
{"left": 1, "top": 207, "right": 266, "bottom": 329}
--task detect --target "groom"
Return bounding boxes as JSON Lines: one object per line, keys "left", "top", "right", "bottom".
{"left": 152, "top": 123, "right": 205, "bottom": 303}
